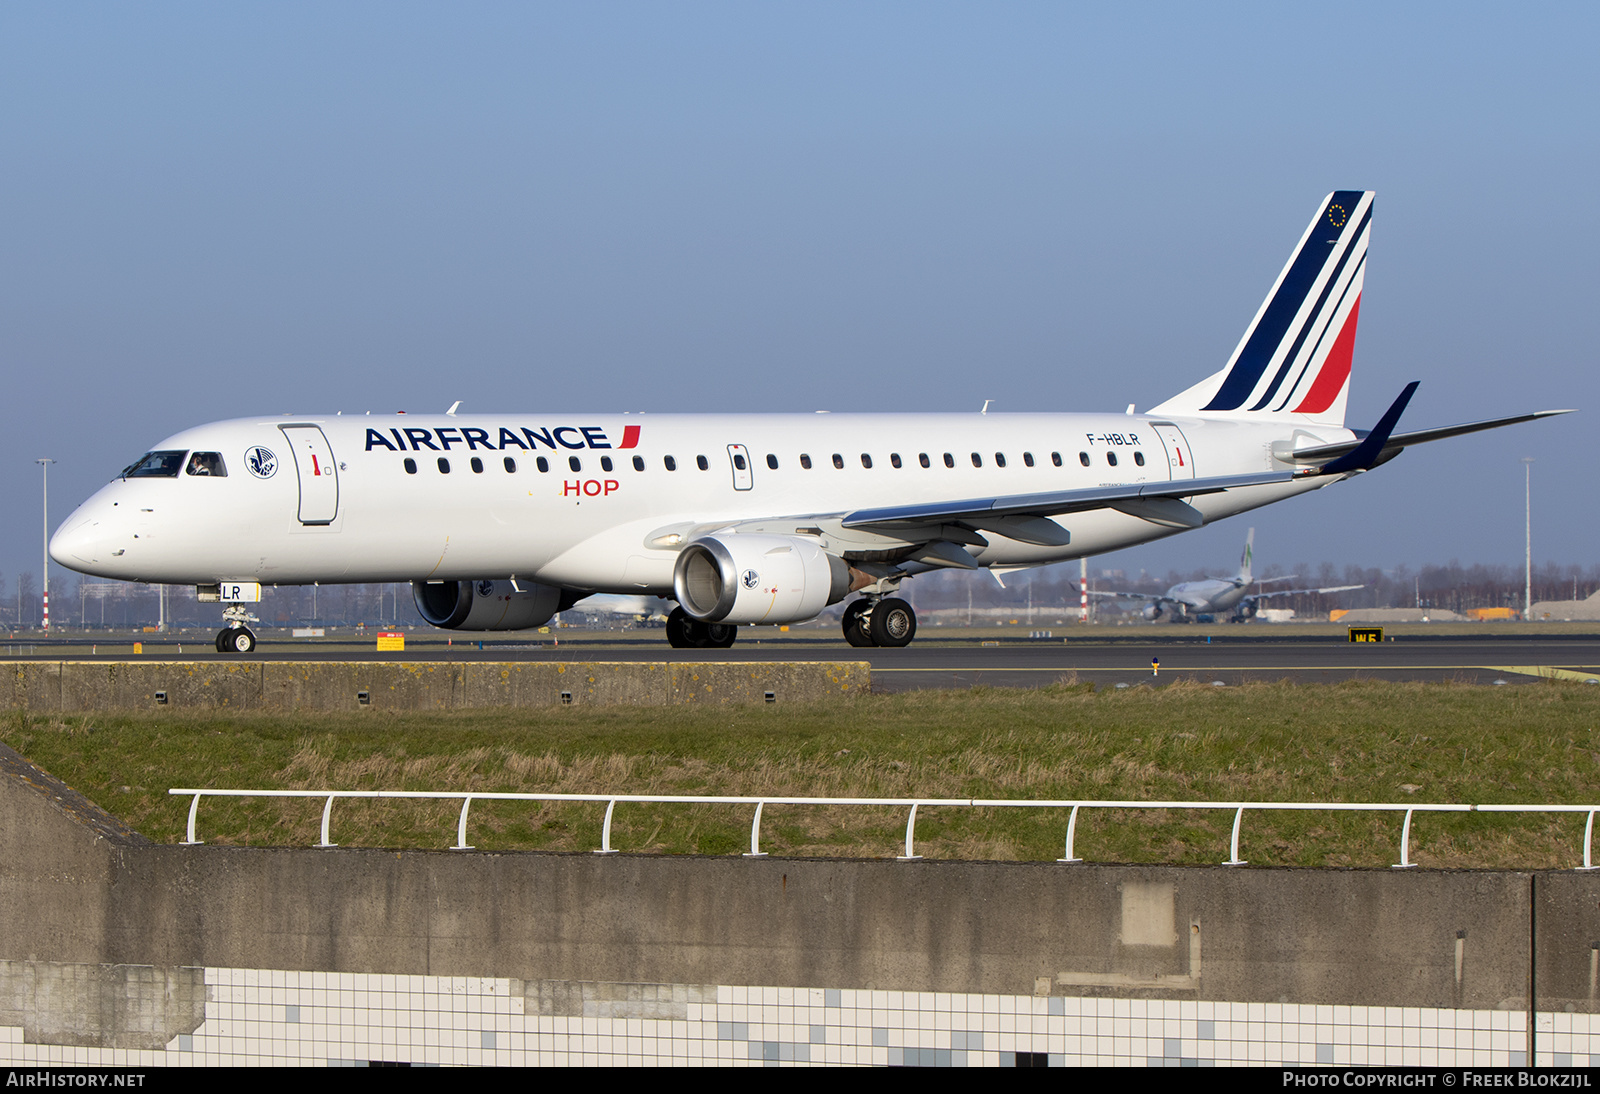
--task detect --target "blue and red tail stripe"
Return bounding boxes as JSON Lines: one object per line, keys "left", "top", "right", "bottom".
{"left": 1201, "top": 191, "right": 1370, "bottom": 413}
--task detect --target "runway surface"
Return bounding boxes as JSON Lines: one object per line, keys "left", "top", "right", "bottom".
{"left": 5, "top": 632, "right": 1599, "bottom": 691}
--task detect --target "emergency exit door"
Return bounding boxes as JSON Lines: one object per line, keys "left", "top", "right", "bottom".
{"left": 727, "top": 444, "right": 753, "bottom": 490}
{"left": 1151, "top": 424, "right": 1195, "bottom": 480}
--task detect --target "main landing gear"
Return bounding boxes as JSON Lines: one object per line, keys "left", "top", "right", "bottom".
{"left": 841, "top": 597, "right": 917, "bottom": 648}
{"left": 215, "top": 605, "right": 258, "bottom": 655}
{"left": 666, "top": 607, "right": 738, "bottom": 650}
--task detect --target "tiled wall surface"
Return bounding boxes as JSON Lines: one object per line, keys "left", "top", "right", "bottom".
{"left": 1, "top": 968, "right": 1591, "bottom": 1067}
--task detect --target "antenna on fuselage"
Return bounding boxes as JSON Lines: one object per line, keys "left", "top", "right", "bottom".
{"left": 981, "top": 400, "right": 992, "bottom": 414}
{"left": 446, "top": 401, "right": 462, "bottom": 416}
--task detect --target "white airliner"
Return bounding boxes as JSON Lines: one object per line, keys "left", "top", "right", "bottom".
{"left": 49, "top": 191, "right": 1569, "bottom": 653}
{"left": 1092, "top": 528, "right": 1362, "bottom": 622}
{"left": 570, "top": 593, "right": 669, "bottom": 625}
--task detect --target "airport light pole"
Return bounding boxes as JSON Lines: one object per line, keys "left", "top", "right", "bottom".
{"left": 1523, "top": 457, "right": 1534, "bottom": 619}
{"left": 36, "top": 458, "right": 55, "bottom": 631}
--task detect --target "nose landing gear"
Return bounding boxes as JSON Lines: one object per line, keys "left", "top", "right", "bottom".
{"left": 216, "top": 626, "right": 257, "bottom": 654}
{"left": 216, "top": 605, "right": 259, "bottom": 655}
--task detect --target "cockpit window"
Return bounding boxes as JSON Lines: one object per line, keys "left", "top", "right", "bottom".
{"left": 185, "top": 452, "right": 227, "bottom": 477}
{"left": 122, "top": 451, "right": 186, "bottom": 478}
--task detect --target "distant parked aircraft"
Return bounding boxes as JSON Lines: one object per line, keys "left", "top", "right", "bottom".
{"left": 570, "top": 594, "right": 668, "bottom": 624}
{"left": 1092, "top": 529, "right": 1361, "bottom": 622}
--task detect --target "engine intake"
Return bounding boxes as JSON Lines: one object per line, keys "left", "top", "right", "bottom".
{"left": 412, "top": 579, "right": 563, "bottom": 631}
{"left": 673, "top": 534, "right": 849, "bottom": 624}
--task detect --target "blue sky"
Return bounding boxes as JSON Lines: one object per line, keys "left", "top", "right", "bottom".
{"left": 1, "top": 3, "right": 1594, "bottom": 596}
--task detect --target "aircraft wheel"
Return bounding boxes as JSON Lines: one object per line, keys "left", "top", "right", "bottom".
{"left": 868, "top": 598, "right": 916, "bottom": 647}
{"left": 842, "top": 600, "right": 875, "bottom": 647}
{"left": 666, "top": 608, "right": 695, "bottom": 649}
{"left": 703, "top": 622, "right": 738, "bottom": 649}
{"left": 228, "top": 627, "right": 257, "bottom": 654}
{"left": 215, "top": 629, "right": 231, "bottom": 653}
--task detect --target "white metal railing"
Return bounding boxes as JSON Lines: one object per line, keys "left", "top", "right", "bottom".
{"left": 167, "top": 789, "right": 1600, "bottom": 869}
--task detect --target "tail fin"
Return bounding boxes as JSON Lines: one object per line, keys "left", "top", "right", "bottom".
{"left": 1237, "top": 527, "right": 1255, "bottom": 584}
{"left": 1150, "top": 191, "right": 1373, "bottom": 426}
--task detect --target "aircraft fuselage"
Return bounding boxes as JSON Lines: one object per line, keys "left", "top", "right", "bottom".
{"left": 50, "top": 411, "right": 1342, "bottom": 591}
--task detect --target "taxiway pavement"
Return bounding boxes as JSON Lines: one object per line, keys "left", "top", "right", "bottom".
{"left": 4, "top": 633, "right": 1597, "bottom": 691}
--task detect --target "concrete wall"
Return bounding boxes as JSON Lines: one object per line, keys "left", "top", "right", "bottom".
{"left": 2, "top": 659, "right": 869, "bottom": 712}
{"left": 4, "top": 743, "right": 1600, "bottom": 1052}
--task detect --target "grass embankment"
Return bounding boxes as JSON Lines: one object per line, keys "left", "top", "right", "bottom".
{"left": 5, "top": 680, "right": 1598, "bottom": 868}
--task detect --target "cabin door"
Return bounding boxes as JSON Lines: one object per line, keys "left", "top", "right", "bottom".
{"left": 280, "top": 425, "right": 340, "bottom": 524}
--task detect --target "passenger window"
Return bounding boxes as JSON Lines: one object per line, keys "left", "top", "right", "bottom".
{"left": 1023, "top": 452, "right": 1034, "bottom": 467}
{"left": 800, "top": 454, "right": 812, "bottom": 469}
{"left": 633, "top": 455, "right": 645, "bottom": 471}
{"left": 860, "top": 453, "right": 872, "bottom": 469}
{"left": 1106, "top": 452, "right": 1118, "bottom": 467}
{"left": 890, "top": 453, "right": 902, "bottom": 468}
{"left": 832, "top": 454, "right": 844, "bottom": 469}
{"left": 569, "top": 456, "right": 582, "bottom": 472}
{"left": 123, "top": 450, "right": 186, "bottom": 478}
{"left": 696, "top": 455, "right": 709, "bottom": 471}
{"left": 404, "top": 458, "right": 418, "bottom": 475}
{"left": 943, "top": 453, "right": 954, "bottom": 468}
{"left": 470, "top": 457, "right": 484, "bottom": 474}
{"left": 919, "top": 453, "right": 930, "bottom": 468}
{"left": 1134, "top": 452, "right": 1145, "bottom": 467}
{"left": 664, "top": 456, "right": 677, "bottom": 471}
{"left": 767, "top": 454, "right": 778, "bottom": 470}
{"left": 994, "top": 453, "right": 1006, "bottom": 468}
{"left": 504, "top": 457, "right": 517, "bottom": 473}
{"left": 970, "top": 453, "right": 982, "bottom": 468}
{"left": 536, "top": 457, "right": 550, "bottom": 473}
{"left": 733, "top": 453, "right": 746, "bottom": 470}
{"left": 1079, "top": 452, "right": 1091, "bottom": 467}
{"left": 185, "top": 452, "right": 227, "bottom": 477}
{"left": 438, "top": 458, "right": 451, "bottom": 474}
{"left": 1052, "top": 452, "right": 1062, "bottom": 467}
{"left": 601, "top": 456, "right": 614, "bottom": 472}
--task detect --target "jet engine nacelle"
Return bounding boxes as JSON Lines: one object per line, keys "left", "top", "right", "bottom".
{"left": 412, "top": 579, "right": 562, "bottom": 631}
{"left": 1142, "top": 603, "right": 1165, "bottom": 621}
{"left": 673, "top": 534, "right": 850, "bottom": 625}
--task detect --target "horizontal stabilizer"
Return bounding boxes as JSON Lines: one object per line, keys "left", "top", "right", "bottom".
{"left": 1287, "top": 408, "right": 1575, "bottom": 464}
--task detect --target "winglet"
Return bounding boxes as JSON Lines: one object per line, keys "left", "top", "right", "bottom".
{"left": 1318, "top": 381, "right": 1419, "bottom": 474}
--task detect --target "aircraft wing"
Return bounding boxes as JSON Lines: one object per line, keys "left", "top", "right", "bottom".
{"left": 1242, "top": 583, "right": 1364, "bottom": 603}
{"left": 844, "top": 384, "right": 1560, "bottom": 536}
{"left": 841, "top": 468, "right": 1309, "bottom": 535}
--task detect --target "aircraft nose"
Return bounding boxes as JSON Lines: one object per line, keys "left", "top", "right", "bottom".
{"left": 50, "top": 511, "right": 109, "bottom": 569}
